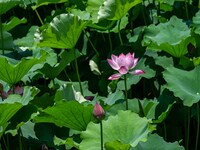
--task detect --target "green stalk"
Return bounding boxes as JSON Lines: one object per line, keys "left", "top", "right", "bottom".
{"left": 137, "top": 99, "right": 145, "bottom": 117}
{"left": 100, "top": 121, "right": 104, "bottom": 150}
{"left": 35, "top": 9, "right": 44, "bottom": 25}
{"left": 0, "top": 17, "right": 4, "bottom": 54}
{"left": 74, "top": 49, "right": 83, "bottom": 96}
{"left": 142, "top": 0, "right": 147, "bottom": 25}
{"left": 2, "top": 136, "right": 8, "bottom": 150}
{"left": 185, "top": 0, "right": 189, "bottom": 20}
{"left": 108, "top": 29, "right": 112, "bottom": 52}
{"left": 163, "top": 122, "right": 167, "bottom": 141}
{"left": 185, "top": 107, "right": 190, "bottom": 150}
{"left": 118, "top": 19, "right": 123, "bottom": 45}
{"left": 18, "top": 129, "right": 23, "bottom": 150}
{"left": 83, "top": 30, "right": 99, "bottom": 56}
{"left": 195, "top": 102, "right": 199, "bottom": 150}
{"left": 124, "top": 74, "right": 128, "bottom": 110}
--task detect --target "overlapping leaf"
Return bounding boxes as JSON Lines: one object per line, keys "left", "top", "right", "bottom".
{"left": 0, "top": 51, "right": 48, "bottom": 85}
{"left": 0, "top": 0, "right": 22, "bottom": 15}
{"left": 143, "top": 16, "right": 195, "bottom": 57}
{"left": 163, "top": 66, "right": 200, "bottom": 106}
{"left": 33, "top": 0, "right": 68, "bottom": 9}
{"left": 98, "top": 0, "right": 142, "bottom": 20}
{"left": 38, "top": 14, "right": 86, "bottom": 49}
{"left": 80, "top": 110, "right": 154, "bottom": 150}
{"left": 193, "top": 9, "right": 200, "bottom": 34}
{"left": 34, "top": 100, "right": 93, "bottom": 131}
{"left": 133, "top": 133, "right": 184, "bottom": 150}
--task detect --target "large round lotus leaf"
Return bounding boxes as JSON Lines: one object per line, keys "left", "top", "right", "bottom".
{"left": 80, "top": 110, "right": 154, "bottom": 150}
{"left": 38, "top": 14, "right": 86, "bottom": 49}
{"left": 98, "top": 0, "right": 142, "bottom": 20}
{"left": 143, "top": 16, "right": 195, "bottom": 57}
{"left": 163, "top": 66, "right": 200, "bottom": 107}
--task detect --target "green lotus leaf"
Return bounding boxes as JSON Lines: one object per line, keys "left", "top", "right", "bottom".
{"left": 38, "top": 14, "right": 86, "bottom": 49}
{"left": 80, "top": 110, "right": 154, "bottom": 150}
{"left": 40, "top": 49, "right": 81, "bottom": 79}
{"left": 0, "top": 52, "right": 48, "bottom": 85}
{"left": 3, "top": 17, "right": 27, "bottom": 31}
{"left": 3, "top": 86, "right": 39, "bottom": 105}
{"left": 193, "top": 9, "right": 200, "bottom": 35}
{"left": 143, "top": 16, "right": 195, "bottom": 57}
{"left": 0, "top": 103, "right": 22, "bottom": 138}
{"left": 34, "top": 100, "right": 93, "bottom": 131}
{"left": 0, "top": 0, "right": 22, "bottom": 15}
{"left": 105, "top": 140, "right": 131, "bottom": 150}
{"left": 0, "top": 28, "right": 14, "bottom": 51}
{"left": 86, "top": 0, "right": 104, "bottom": 23}
{"left": 98, "top": 0, "right": 142, "bottom": 20}
{"left": 133, "top": 133, "right": 184, "bottom": 150}
{"left": 32, "top": 0, "right": 68, "bottom": 9}
{"left": 163, "top": 66, "right": 200, "bottom": 107}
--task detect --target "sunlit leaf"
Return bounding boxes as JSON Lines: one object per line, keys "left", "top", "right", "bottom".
{"left": 163, "top": 66, "right": 200, "bottom": 106}
{"left": 86, "top": 0, "right": 104, "bottom": 23}
{"left": 38, "top": 14, "right": 86, "bottom": 49}
{"left": 143, "top": 16, "right": 194, "bottom": 57}
{"left": 34, "top": 100, "right": 93, "bottom": 131}
{"left": 0, "top": 0, "right": 22, "bottom": 15}
{"left": 105, "top": 140, "right": 131, "bottom": 150}
{"left": 80, "top": 110, "right": 154, "bottom": 150}
{"left": 98, "top": 0, "right": 142, "bottom": 20}
{"left": 133, "top": 133, "right": 184, "bottom": 150}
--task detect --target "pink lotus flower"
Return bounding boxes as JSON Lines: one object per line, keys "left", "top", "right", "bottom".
{"left": 107, "top": 53, "right": 144, "bottom": 80}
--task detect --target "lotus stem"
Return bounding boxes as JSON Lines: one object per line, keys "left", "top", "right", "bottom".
{"left": 118, "top": 19, "right": 123, "bottom": 45}
{"left": 74, "top": 49, "right": 83, "bottom": 96}
{"left": 185, "top": 0, "right": 189, "bottom": 20}
{"left": 83, "top": 30, "right": 99, "bottom": 56}
{"left": 108, "top": 29, "right": 112, "bottom": 52}
{"left": 195, "top": 102, "right": 199, "bottom": 150}
{"left": 124, "top": 74, "right": 128, "bottom": 110}
{"left": 35, "top": 9, "right": 44, "bottom": 25}
{"left": 185, "top": 107, "right": 190, "bottom": 150}
{"left": 100, "top": 121, "right": 104, "bottom": 150}
{"left": 0, "top": 17, "right": 4, "bottom": 54}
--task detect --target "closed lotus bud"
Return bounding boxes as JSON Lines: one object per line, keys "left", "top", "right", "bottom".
{"left": 93, "top": 102, "right": 105, "bottom": 120}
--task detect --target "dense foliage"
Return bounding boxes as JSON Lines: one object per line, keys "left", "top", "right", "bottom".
{"left": 0, "top": 0, "right": 200, "bottom": 149}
